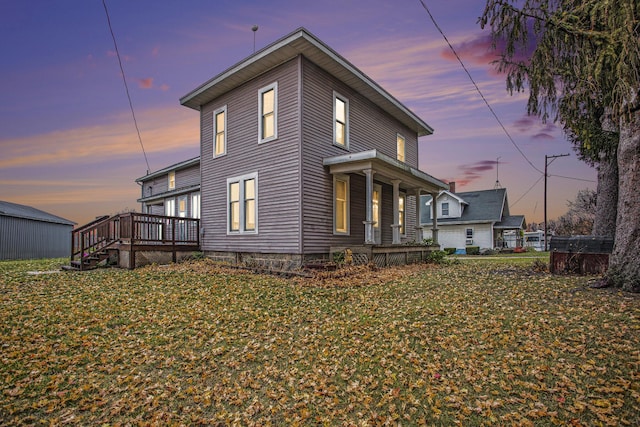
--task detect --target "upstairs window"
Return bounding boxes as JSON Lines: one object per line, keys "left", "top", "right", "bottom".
{"left": 168, "top": 171, "right": 175, "bottom": 190}
{"left": 213, "top": 106, "right": 227, "bottom": 157}
{"left": 442, "top": 202, "right": 449, "bottom": 216}
{"left": 259, "top": 83, "right": 277, "bottom": 143}
{"left": 228, "top": 173, "right": 258, "bottom": 234}
{"left": 397, "top": 134, "right": 406, "bottom": 162}
{"left": 333, "top": 92, "right": 349, "bottom": 148}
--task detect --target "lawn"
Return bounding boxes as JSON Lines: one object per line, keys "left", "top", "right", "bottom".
{"left": 1, "top": 257, "right": 638, "bottom": 426}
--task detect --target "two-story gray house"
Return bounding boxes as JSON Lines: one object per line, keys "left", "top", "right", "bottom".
{"left": 138, "top": 28, "right": 447, "bottom": 268}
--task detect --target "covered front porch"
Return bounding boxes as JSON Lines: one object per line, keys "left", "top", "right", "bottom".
{"left": 323, "top": 149, "right": 448, "bottom": 247}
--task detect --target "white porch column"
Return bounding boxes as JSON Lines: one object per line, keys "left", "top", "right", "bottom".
{"left": 414, "top": 188, "right": 424, "bottom": 243}
{"left": 363, "top": 168, "right": 376, "bottom": 245}
{"left": 391, "top": 179, "right": 402, "bottom": 244}
{"left": 429, "top": 191, "right": 439, "bottom": 245}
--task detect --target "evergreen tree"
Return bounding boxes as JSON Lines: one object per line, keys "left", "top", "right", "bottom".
{"left": 480, "top": 0, "right": 640, "bottom": 291}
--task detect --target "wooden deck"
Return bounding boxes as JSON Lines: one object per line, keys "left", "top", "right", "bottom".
{"left": 69, "top": 213, "right": 200, "bottom": 270}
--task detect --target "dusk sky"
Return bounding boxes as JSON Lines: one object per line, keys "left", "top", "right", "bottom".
{"left": 0, "top": 0, "right": 596, "bottom": 226}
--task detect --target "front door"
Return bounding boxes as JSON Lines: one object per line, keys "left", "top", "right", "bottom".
{"left": 373, "top": 184, "right": 382, "bottom": 244}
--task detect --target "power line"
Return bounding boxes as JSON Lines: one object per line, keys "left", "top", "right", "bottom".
{"left": 417, "top": 0, "right": 543, "bottom": 175}
{"left": 511, "top": 174, "right": 544, "bottom": 207}
{"left": 102, "top": 0, "right": 151, "bottom": 174}
{"left": 549, "top": 174, "right": 596, "bottom": 183}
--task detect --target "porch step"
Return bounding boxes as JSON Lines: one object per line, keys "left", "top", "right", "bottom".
{"left": 67, "top": 249, "right": 116, "bottom": 271}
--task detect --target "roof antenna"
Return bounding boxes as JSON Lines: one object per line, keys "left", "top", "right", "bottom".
{"left": 494, "top": 156, "right": 502, "bottom": 189}
{"left": 252, "top": 25, "right": 259, "bottom": 53}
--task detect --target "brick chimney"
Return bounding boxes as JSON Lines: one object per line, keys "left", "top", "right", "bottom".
{"left": 449, "top": 181, "right": 456, "bottom": 193}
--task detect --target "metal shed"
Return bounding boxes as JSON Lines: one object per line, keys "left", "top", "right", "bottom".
{"left": 0, "top": 201, "right": 75, "bottom": 260}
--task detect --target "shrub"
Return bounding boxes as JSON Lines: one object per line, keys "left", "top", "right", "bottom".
{"left": 466, "top": 246, "right": 480, "bottom": 255}
{"left": 426, "top": 250, "right": 448, "bottom": 264}
{"left": 444, "top": 247, "right": 456, "bottom": 255}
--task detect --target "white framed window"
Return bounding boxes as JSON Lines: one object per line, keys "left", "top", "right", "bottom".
{"left": 399, "top": 192, "right": 406, "bottom": 235}
{"left": 178, "top": 196, "right": 187, "bottom": 218}
{"left": 191, "top": 193, "right": 201, "bottom": 219}
{"left": 441, "top": 202, "right": 449, "bottom": 216}
{"left": 213, "top": 106, "right": 227, "bottom": 157}
{"left": 333, "top": 175, "right": 350, "bottom": 234}
{"left": 466, "top": 228, "right": 474, "bottom": 245}
{"left": 397, "top": 133, "right": 406, "bottom": 162}
{"left": 168, "top": 171, "right": 175, "bottom": 190}
{"left": 259, "top": 82, "right": 277, "bottom": 143}
{"left": 227, "top": 172, "right": 258, "bottom": 234}
{"left": 333, "top": 92, "right": 349, "bottom": 149}
{"left": 165, "top": 198, "right": 175, "bottom": 216}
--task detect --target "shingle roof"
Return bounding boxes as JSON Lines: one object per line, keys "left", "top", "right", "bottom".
{"left": 422, "top": 188, "right": 523, "bottom": 226}
{"left": 495, "top": 215, "right": 526, "bottom": 229}
{"left": 0, "top": 201, "right": 75, "bottom": 226}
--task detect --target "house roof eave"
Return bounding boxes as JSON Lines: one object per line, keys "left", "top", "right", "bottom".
{"left": 135, "top": 156, "right": 201, "bottom": 183}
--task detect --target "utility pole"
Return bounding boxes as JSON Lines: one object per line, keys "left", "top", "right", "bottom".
{"left": 544, "top": 153, "right": 570, "bottom": 251}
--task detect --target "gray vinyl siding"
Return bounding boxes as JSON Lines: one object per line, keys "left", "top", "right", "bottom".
{"left": 0, "top": 216, "right": 72, "bottom": 260}
{"left": 300, "top": 58, "right": 420, "bottom": 253}
{"left": 139, "top": 162, "right": 201, "bottom": 217}
{"left": 140, "top": 163, "right": 200, "bottom": 199}
{"left": 200, "top": 58, "right": 301, "bottom": 253}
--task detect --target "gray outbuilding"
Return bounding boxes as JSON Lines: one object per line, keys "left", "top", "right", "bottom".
{"left": 0, "top": 201, "right": 75, "bottom": 260}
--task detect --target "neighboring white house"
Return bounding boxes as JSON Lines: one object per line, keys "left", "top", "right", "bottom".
{"left": 420, "top": 186, "right": 526, "bottom": 251}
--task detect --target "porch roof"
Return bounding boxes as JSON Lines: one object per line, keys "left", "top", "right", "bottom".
{"left": 323, "top": 150, "right": 448, "bottom": 193}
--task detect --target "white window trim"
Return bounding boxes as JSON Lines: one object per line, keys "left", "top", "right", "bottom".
{"left": 227, "top": 172, "right": 258, "bottom": 235}
{"left": 396, "top": 133, "right": 406, "bottom": 163}
{"left": 333, "top": 174, "right": 350, "bottom": 235}
{"left": 213, "top": 105, "right": 227, "bottom": 158}
{"left": 165, "top": 198, "right": 175, "bottom": 217}
{"left": 441, "top": 201, "right": 449, "bottom": 217}
{"left": 191, "top": 193, "right": 201, "bottom": 219}
{"left": 466, "top": 227, "right": 474, "bottom": 239}
{"left": 258, "top": 82, "right": 278, "bottom": 144}
{"left": 168, "top": 171, "right": 175, "bottom": 190}
{"left": 178, "top": 195, "right": 187, "bottom": 218}
{"left": 399, "top": 192, "right": 407, "bottom": 236}
{"left": 333, "top": 91, "right": 349, "bottom": 149}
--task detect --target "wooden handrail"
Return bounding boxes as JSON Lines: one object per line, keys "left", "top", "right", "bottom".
{"left": 71, "top": 213, "right": 200, "bottom": 270}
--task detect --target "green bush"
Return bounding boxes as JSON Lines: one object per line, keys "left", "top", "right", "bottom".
{"left": 426, "top": 250, "right": 448, "bottom": 264}
{"left": 444, "top": 247, "right": 456, "bottom": 255}
{"left": 466, "top": 246, "right": 480, "bottom": 255}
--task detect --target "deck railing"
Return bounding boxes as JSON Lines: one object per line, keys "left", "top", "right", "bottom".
{"left": 72, "top": 213, "right": 200, "bottom": 270}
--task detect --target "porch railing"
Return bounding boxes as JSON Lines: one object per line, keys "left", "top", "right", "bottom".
{"left": 72, "top": 213, "right": 200, "bottom": 270}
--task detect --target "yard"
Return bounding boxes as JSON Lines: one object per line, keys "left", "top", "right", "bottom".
{"left": 1, "top": 257, "right": 638, "bottom": 426}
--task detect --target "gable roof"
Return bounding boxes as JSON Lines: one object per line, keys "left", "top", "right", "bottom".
{"left": 425, "top": 190, "right": 467, "bottom": 206}
{"left": 0, "top": 200, "right": 75, "bottom": 226}
{"left": 421, "top": 188, "right": 524, "bottom": 228}
{"left": 180, "top": 27, "right": 433, "bottom": 136}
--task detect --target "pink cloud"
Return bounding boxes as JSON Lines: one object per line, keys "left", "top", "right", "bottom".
{"left": 440, "top": 33, "right": 499, "bottom": 66}
{"left": 137, "top": 77, "right": 154, "bottom": 89}
{"left": 450, "top": 160, "right": 498, "bottom": 187}
{"left": 151, "top": 46, "right": 160, "bottom": 57}
{"left": 160, "top": 83, "right": 170, "bottom": 91}
{"left": 441, "top": 31, "right": 537, "bottom": 74}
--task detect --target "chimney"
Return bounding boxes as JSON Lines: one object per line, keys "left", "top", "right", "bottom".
{"left": 449, "top": 181, "right": 456, "bottom": 193}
